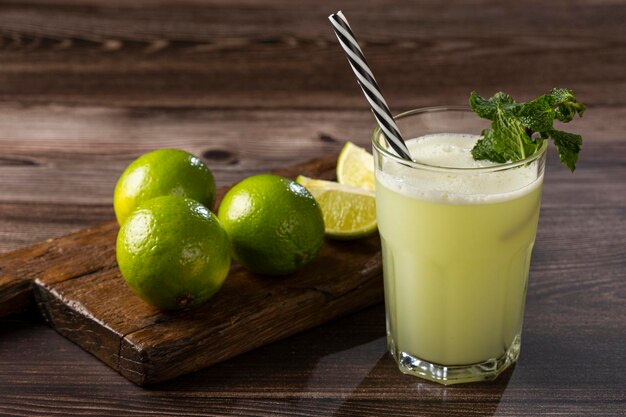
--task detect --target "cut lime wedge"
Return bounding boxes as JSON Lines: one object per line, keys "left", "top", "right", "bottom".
{"left": 296, "top": 175, "right": 377, "bottom": 239}
{"left": 336, "top": 142, "right": 375, "bottom": 191}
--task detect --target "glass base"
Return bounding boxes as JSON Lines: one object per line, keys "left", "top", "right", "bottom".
{"left": 388, "top": 335, "right": 521, "bottom": 385}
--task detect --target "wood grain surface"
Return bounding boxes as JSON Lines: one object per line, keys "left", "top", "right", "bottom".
{"left": 1, "top": 0, "right": 625, "bottom": 415}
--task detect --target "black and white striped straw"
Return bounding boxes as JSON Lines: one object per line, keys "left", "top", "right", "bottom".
{"left": 328, "top": 11, "right": 413, "bottom": 161}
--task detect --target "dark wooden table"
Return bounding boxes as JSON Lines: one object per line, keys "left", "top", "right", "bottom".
{"left": 1, "top": 1, "right": 625, "bottom": 416}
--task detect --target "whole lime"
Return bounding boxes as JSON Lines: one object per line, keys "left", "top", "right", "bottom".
{"left": 116, "top": 195, "right": 231, "bottom": 310}
{"left": 217, "top": 174, "right": 325, "bottom": 275}
{"left": 114, "top": 149, "right": 215, "bottom": 225}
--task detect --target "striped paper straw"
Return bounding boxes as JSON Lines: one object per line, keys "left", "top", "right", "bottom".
{"left": 328, "top": 11, "right": 413, "bottom": 161}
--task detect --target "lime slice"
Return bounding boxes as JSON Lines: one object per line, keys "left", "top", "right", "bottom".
{"left": 296, "top": 176, "right": 377, "bottom": 239}
{"left": 336, "top": 142, "right": 375, "bottom": 191}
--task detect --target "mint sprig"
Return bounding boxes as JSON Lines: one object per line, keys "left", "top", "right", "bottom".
{"left": 470, "top": 88, "right": 586, "bottom": 171}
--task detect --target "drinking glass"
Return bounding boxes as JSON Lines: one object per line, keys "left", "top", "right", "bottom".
{"left": 372, "top": 107, "right": 547, "bottom": 384}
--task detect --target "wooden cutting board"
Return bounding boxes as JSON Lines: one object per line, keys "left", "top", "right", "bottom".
{"left": 0, "top": 155, "right": 383, "bottom": 386}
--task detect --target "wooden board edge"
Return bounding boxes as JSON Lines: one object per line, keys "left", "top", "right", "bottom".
{"left": 0, "top": 221, "right": 119, "bottom": 318}
{"left": 33, "top": 278, "right": 124, "bottom": 371}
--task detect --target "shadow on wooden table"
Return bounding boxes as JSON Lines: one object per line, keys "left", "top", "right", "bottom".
{"left": 334, "top": 354, "right": 514, "bottom": 417}
{"left": 145, "top": 304, "right": 389, "bottom": 388}
{"left": 144, "top": 304, "right": 513, "bottom": 416}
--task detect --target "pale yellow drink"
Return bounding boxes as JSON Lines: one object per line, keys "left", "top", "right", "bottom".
{"left": 375, "top": 132, "right": 544, "bottom": 383}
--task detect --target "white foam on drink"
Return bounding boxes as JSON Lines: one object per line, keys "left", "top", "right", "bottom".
{"left": 376, "top": 133, "right": 543, "bottom": 204}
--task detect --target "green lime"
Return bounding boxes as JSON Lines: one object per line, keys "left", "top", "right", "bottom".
{"left": 114, "top": 149, "right": 215, "bottom": 225}
{"left": 296, "top": 175, "right": 377, "bottom": 239}
{"left": 116, "top": 195, "right": 231, "bottom": 310}
{"left": 217, "top": 174, "right": 325, "bottom": 276}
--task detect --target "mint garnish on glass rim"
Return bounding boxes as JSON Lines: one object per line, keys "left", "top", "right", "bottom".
{"left": 469, "top": 88, "right": 586, "bottom": 171}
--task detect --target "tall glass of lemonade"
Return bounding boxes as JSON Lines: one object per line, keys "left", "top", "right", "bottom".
{"left": 373, "top": 107, "right": 547, "bottom": 384}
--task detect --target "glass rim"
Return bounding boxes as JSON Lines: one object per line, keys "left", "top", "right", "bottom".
{"left": 371, "top": 106, "right": 548, "bottom": 173}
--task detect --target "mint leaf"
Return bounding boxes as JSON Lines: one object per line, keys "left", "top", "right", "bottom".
{"left": 551, "top": 88, "right": 586, "bottom": 122}
{"left": 469, "top": 91, "right": 518, "bottom": 120}
{"left": 469, "top": 89, "right": 586, "bottom": 172}
{"left": 471, "top": 129, "right": 507, "bottom": 163}
{"left": 517, "top": 94, "right": 555, "bottom": 132}
{"left": 548, "top": 129, "right": 582, "bottom": 172}
{"left": 469, "top": 91, "right": 497, "bottom": 119}
{"left": 491, "top": 105, "right": 538, "bottom": 161}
